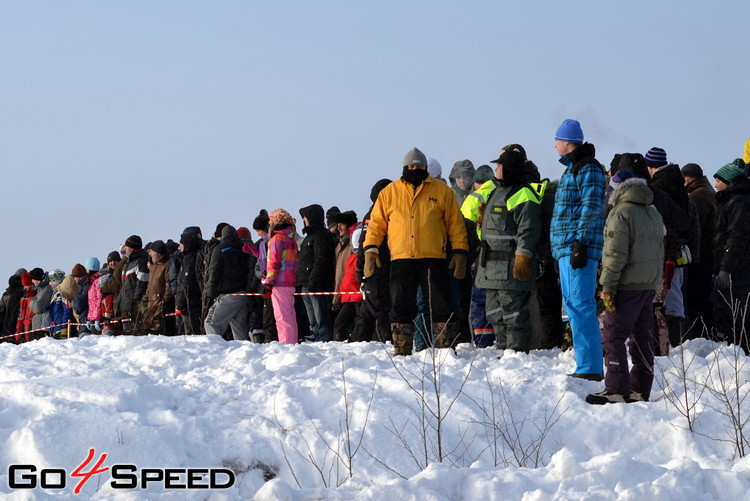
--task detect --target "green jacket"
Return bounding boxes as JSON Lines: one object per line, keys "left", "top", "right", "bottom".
{"left": 600, "top": 178, "right": 665, "bottom": 293}
{"left": 474, "top": 181, "right": 542, "bottom": 291}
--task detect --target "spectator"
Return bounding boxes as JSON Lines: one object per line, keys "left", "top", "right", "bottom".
{"left": 475, "top": 145, "right": 543, "bottom": 353}
{"left": 117, "top": 235, "right": 150, "bottom": 332}
{"left": 587, "top": 170, "right": 664, "bottom": 404}
{"left": 551, "top": 119, "right": 607, "bottom": 380}
{"left": 263, "top": 209, "right": 299, "bottom": 344}
{"left": 363, "top": 147, "right": 469, "bottom": 355}
{"left": 331, "top": 210, "right": 359, "bottom": 341}
{"left": 682, "top": 163, "right": 716, "bottom": 335}
{"left": 713, "top": 162, "right": 750, "bottom": 353}
{"left": 298, "top": 204, "right": 336, "bottom": 342}
{"left": 204, "top": 225, "right": 252, "bottom": 341}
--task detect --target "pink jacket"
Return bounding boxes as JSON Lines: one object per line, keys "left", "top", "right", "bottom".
{"left": 266, "top": 227, "right": 299, "bottom": 288}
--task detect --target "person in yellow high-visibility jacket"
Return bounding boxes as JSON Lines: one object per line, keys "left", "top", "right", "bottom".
{"left": 363, "top": 147, "right": 469, "bottom": 355}
{"left": 460, "top": 164, "right": 496, "bottom": 348}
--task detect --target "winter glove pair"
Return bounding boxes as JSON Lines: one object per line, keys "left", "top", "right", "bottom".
{"left": 85, "top": 320, "right": 103, "bottom": 332}
{"left": 448, "top": 253, "right": 467, "bottom": 280}
{"left": 716, "top": 271, "right": 732, "bottom": 289}
{"left": 600, "top": 291, "right": 617, "bottom": 313}
{"left": 364, "top": 248, "right": 381, "bottom": 278}
{"left": 512, "top": 253, "right": 532, "bottom": 281}
{"left": 570, "top": 240, "right": 588, "bottom": 270}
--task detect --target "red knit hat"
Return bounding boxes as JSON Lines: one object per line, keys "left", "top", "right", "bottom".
{"left": 237, "top": 226, "right": 252, "bottom": 241}
{"left": 21, "top": 272, "right": 32, "bottom": 287}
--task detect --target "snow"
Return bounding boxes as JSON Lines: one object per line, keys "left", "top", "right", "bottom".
{"left": 1, "top": 335, "right": 749, "bottom": 500}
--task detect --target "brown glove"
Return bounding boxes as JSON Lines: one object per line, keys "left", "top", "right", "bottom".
{"left": 512, "top": 253, "right": 532, "bottom": 281}
{"left": 600, "top": 291, "right": 617, "bottom": 312}
{"left": 364, "top": 248, "right": 381, "bottom": 278}
{"left": 448, "top": 253, "right": 467, "bottom": 280}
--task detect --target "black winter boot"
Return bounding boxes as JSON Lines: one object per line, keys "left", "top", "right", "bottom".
{"left": 666, "top": 315, "right": 684, "bottom": 348}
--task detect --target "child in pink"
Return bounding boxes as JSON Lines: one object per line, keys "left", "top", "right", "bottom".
{"left": 262, "top": 208, "right": 299, "bottom": 344}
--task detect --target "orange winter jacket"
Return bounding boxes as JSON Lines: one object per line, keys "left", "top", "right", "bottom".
{"left": 364, "top": 176, "right": 469, "bottom": 260}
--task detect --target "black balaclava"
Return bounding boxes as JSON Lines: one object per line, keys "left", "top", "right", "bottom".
{"left": 401, "top": 167, "right": 429, "bottom": 187}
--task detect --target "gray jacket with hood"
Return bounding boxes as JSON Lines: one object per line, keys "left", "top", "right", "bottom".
{"left": 600, "top": 178, "right": 665, "bottom": 293}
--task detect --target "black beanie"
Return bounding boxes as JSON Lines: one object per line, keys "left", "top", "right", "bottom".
{"left": 325, "top": 206, "right": 340, "bottom": 228}
{"left": 107, "top": 251, "right": 121, "bottom": 263}
{"left": 214, "top": 222, "right": 229, "bottom": 238}
{"left": 370, "top": 179, "right": 392, "bottom": 203}
{"left": 252, "top": 210, "right": 270, "bottom": 231}
{"left": 29, "top": 267, "right": 45, "bottom": 281}
{"left": 125, "top": 235, "right": 142, "bottom": 250}
{"left": 150, "top": 240, "right": 168, "bottom": 255}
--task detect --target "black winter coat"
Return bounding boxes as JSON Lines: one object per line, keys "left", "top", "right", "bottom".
{"left": 176, "top": 234, "right": 204, "bottom": 310}
{"left": 297, "top": 204, "right": 336, "bottom": 291}
{"left": 651, "top": 163, "right": 690, "bottom": 240}
{"left": 714, "top": 180, "right": 750, "bottom": 276}
{"left": 205, "top": 226, "right": 252, "bottom": 298}
{"left": 197, "top": 237, "right": 220, "bottom": 297}
{"left": 1, "top": 276, "right": 23, "bottom": 336}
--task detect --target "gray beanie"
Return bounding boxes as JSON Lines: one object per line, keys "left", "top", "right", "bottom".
{"left": 403, "top": 147, "right": 428, "bottom": 168}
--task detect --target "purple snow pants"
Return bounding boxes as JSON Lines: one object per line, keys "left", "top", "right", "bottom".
{"left": 601, "top": 290, "right": 655, "bottom": 398}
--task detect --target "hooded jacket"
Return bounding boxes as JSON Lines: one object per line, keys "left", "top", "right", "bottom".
{"left": 363, "top": 177, "right": 469, "bottom": 260}
{"left": 600, "top": 178, "right": 665, "bottom": 293}
{"left": 297, "top": 204, "right": 336, "bottom": 291}
{"left": 714, "top": 178, "right": 750, "bottom": 276}
{"left": 205, "top": 225, "right": 251, "bottom": 297}
{"left": 176, "top": 232, "right": 204, "bottom": 311}
{"left": 449, "top": 160, "right": 475, "bottom": 207}
{"left": 1, "top": 276, "right": 23, "bottom": 336}
{"left": 650, "top": 163, "right": 690, "bottom": 237}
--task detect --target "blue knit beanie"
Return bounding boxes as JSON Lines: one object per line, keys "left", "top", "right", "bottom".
{"left": 554, "top": 119, "right": 584, "bottom": 144}
{"left": 85, "top": 257, "right": 100, "bottom": 272}
{"left": 644, "top": 147, "right": 668, "bottom": 168}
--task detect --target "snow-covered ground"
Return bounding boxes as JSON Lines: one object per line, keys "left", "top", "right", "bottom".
{"left": 1, "top": 334, "right": 749, "bottom": 500}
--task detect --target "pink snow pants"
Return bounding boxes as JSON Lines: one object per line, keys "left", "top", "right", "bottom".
{"left": 272, "top": 286, "right": 298, "bottom": 344}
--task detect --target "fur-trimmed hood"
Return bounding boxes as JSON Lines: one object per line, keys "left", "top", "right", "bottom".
{"left": 609, "top": 177, "right": 653, "bottom": 207}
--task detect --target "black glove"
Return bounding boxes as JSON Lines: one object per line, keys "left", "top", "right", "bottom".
{"left": 570, "top": 240, "right": 588, "bottom": 270}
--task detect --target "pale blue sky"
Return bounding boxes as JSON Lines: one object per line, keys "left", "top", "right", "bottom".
{"left": 1, "top": 1, "right": 748, "bottom": 277}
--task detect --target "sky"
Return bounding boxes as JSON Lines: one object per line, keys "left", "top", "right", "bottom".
{"left": 1, "top": 1, "right": 748, "bottom": 277}
{"left": 1, "top": 334, "right": 750, "bottom": 499}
